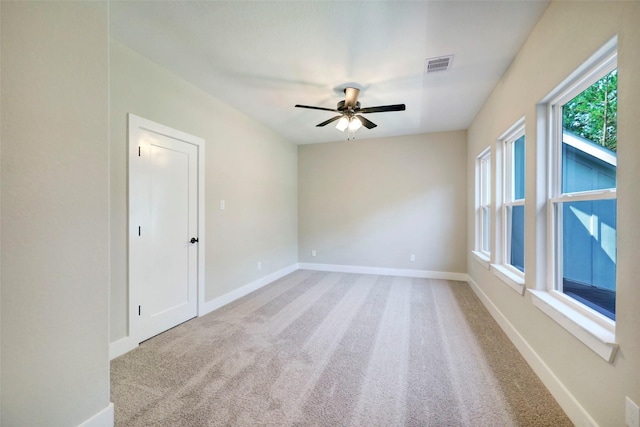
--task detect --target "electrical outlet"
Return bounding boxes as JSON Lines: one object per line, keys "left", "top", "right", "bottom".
{"left": 220, "top": 199, "right": 225, "bottom": 210}
{"left": 410, "top": 254, "right": 416, "bottom": 262}
{"left": 257, "top": 261, "right": 262, "bottom": 270}
{"left": 627, "top": 397, "right": 640, "bottom": 427}
{"left": 312, "top": 250, "right": 316, "bottom": 257}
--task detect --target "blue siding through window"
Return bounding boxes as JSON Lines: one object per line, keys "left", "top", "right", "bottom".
{"left": 560, "top": 132, "right": 617, "bottom": 319}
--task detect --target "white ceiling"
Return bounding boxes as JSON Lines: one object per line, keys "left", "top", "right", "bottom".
{"left": 110, "top": 1, "right": 549, "bottom": 145}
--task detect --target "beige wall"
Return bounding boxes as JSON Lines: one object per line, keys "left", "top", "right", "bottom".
{"left": 299, "top": 132, "right": 467, "bottom": 274}
{"left": 109, "top": 41, "right": 298, "bottom": 342}
{"left": 0, "top": 2, "right": 111, "bottom": 425}
{"left": 467, "top": 2, "right": 640, "bottom": 425}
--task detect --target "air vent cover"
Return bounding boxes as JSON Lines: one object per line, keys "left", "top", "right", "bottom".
{"left": 425, "top": 55, "right": 454, "bottom": 73}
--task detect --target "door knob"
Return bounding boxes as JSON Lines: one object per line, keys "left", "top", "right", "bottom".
{"left": 190, "top": 237, "right": 199, "bottom": 244}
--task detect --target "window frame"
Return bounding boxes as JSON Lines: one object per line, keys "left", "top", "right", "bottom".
{"left": 548, "top": 53, "right": 617, "bottom": 328}
{"left": 491, "top": 120, "right": 526, "bottom": 294}
{"left": 530, "top": 38, "right": 618, "bottom": 363}
{"left": 473, "top": 147, "right": 492, "bottom": 268}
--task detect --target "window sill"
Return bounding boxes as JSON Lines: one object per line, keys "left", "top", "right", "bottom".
{"left": 471, "top": 251, "right": 490, "bottom": 270}
{"left": 490, "top": 264, "right": 526, "bottom": 295}
{"left": 529, "top": 290, "right": 618, "bottom": 363}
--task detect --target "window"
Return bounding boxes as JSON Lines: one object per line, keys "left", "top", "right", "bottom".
{"left": 491, "top": 121, "right": 526, "bottom": 294}
{"left": 550, "top": 57, "right": 617, "bottom": 322}
{"left": 474, "top": 148, "right": 491, "bottom": 265}
{"left": 505, "top": 134, "right": 525, "bottom": 273}
{"left": 502, "top": 125, "right": 526, "bottom": 272}
{"left": 531, "top": 40, "right": 618, "bottom": 363}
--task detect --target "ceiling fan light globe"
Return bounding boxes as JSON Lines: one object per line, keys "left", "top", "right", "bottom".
{"left": 335, "top": 116, "right": 349, "bottom": 132}
{"left": 348, "top": 117, "right": 362, "bottom": 131}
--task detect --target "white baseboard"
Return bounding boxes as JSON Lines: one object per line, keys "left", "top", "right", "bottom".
{"left": 78, "top": 402, "right": 114, "bottom": 427}
{"left": 199, "top": 263, "right": 299, "bottom": 317}
{"left": 466, "top": 276, "right": 598, "bottom": 427}
{"left": 298, "top": 263, "right": 468, "bottom": 281}
{"left": 109, "top": 335, "right": 138, "bottom": 361}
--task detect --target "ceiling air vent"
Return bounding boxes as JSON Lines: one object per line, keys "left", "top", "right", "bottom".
{"left": 424, "top": 55, "right": 454, "bottom": 74}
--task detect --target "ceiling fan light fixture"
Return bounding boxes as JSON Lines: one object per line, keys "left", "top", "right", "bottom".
{"left": 336, "top": 116, "right": 349, "bottom": 132}
{"left": 348, "top": 117, "right": 362, "bottom": 131}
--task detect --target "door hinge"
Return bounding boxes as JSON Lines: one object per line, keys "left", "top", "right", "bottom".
{"left": 138, "top": 305, "right": 141, "bottom": 316}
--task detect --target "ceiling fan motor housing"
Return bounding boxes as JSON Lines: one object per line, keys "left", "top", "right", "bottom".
{"left": 337, "top": 100, "right": 361, "bottom": 113}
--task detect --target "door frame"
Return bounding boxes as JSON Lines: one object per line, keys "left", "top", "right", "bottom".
{"left": 127, "top": 113, "right": 205, "bottom": 345}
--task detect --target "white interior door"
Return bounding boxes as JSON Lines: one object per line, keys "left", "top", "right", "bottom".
{"left": 129, "top": 115, "right": 204, "bottom": 343}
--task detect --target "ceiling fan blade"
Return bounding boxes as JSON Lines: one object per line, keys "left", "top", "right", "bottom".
{"left": 344, "top": 87, "right": 360, "bottom": 108}
{"left": 316, "top": 115, "right": 343, "bottom": 127}
{"left": 355, "top": 115, "right": 377, "bottom": 129}
{"left": 295, "top": 104, "right": 339, "bottom": 112}
{"left": 357, "top": 104, "right": 406, "bottom": 114}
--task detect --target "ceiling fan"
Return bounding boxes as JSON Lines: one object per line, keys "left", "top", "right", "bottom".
{"left": 295, "top": 87, "right": 405, "bottom": 137}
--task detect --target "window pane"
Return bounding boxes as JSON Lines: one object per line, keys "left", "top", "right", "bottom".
{"left": 482, "top": 206, "right": 490, "bottom": 252}
{"left": 476, "top": 150, "right": 491, "bottom": 255}
{"left": 562, "top": 69, "right": 617, "bottom": 152}
{"left": 508, "top": 205, "right": 525, "bottom": 272}
{"left": 562, "top": 69, "right": 617, "bottom": 193}
{"left": 482, "top": 158, "right": 491, "bottom": 204}
{"left": 513, "top": 136, "right": 525, "bottom": 200}
{"left": 562, "top": 138, "right": 616, "bottom": 193}
{"left": 560, "top": 199, "right": 616, "bottom": 320}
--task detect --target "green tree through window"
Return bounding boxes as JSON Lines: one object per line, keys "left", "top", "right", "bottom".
{"left": 563, "top": 69, "right": 617, "bottom": 151}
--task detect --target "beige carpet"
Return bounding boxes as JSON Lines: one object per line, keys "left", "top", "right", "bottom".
{"left": 111, "top": 270, "right": 572, "bottom": 426}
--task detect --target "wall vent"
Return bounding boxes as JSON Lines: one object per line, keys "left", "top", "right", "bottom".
{"left": 425, "top": 55, "right": 454, "bottom": 73}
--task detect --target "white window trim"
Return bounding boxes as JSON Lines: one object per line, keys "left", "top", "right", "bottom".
{"left": 475, "top": 147, "right": 492, "bottom": 259}
{"left": 490, "top": 263, "right": 525, "bottom": 295}
{"left": 472, "top": 250, "right": 490, "bottom": 270}
{"left": 529, "top": 290, "right": 618, "bottom": 362}
{"left": 492, "top": 119, "right": 526, "bottom": 295}
{"left": 534, "top": 36, "right": 618, "bottom": 363}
